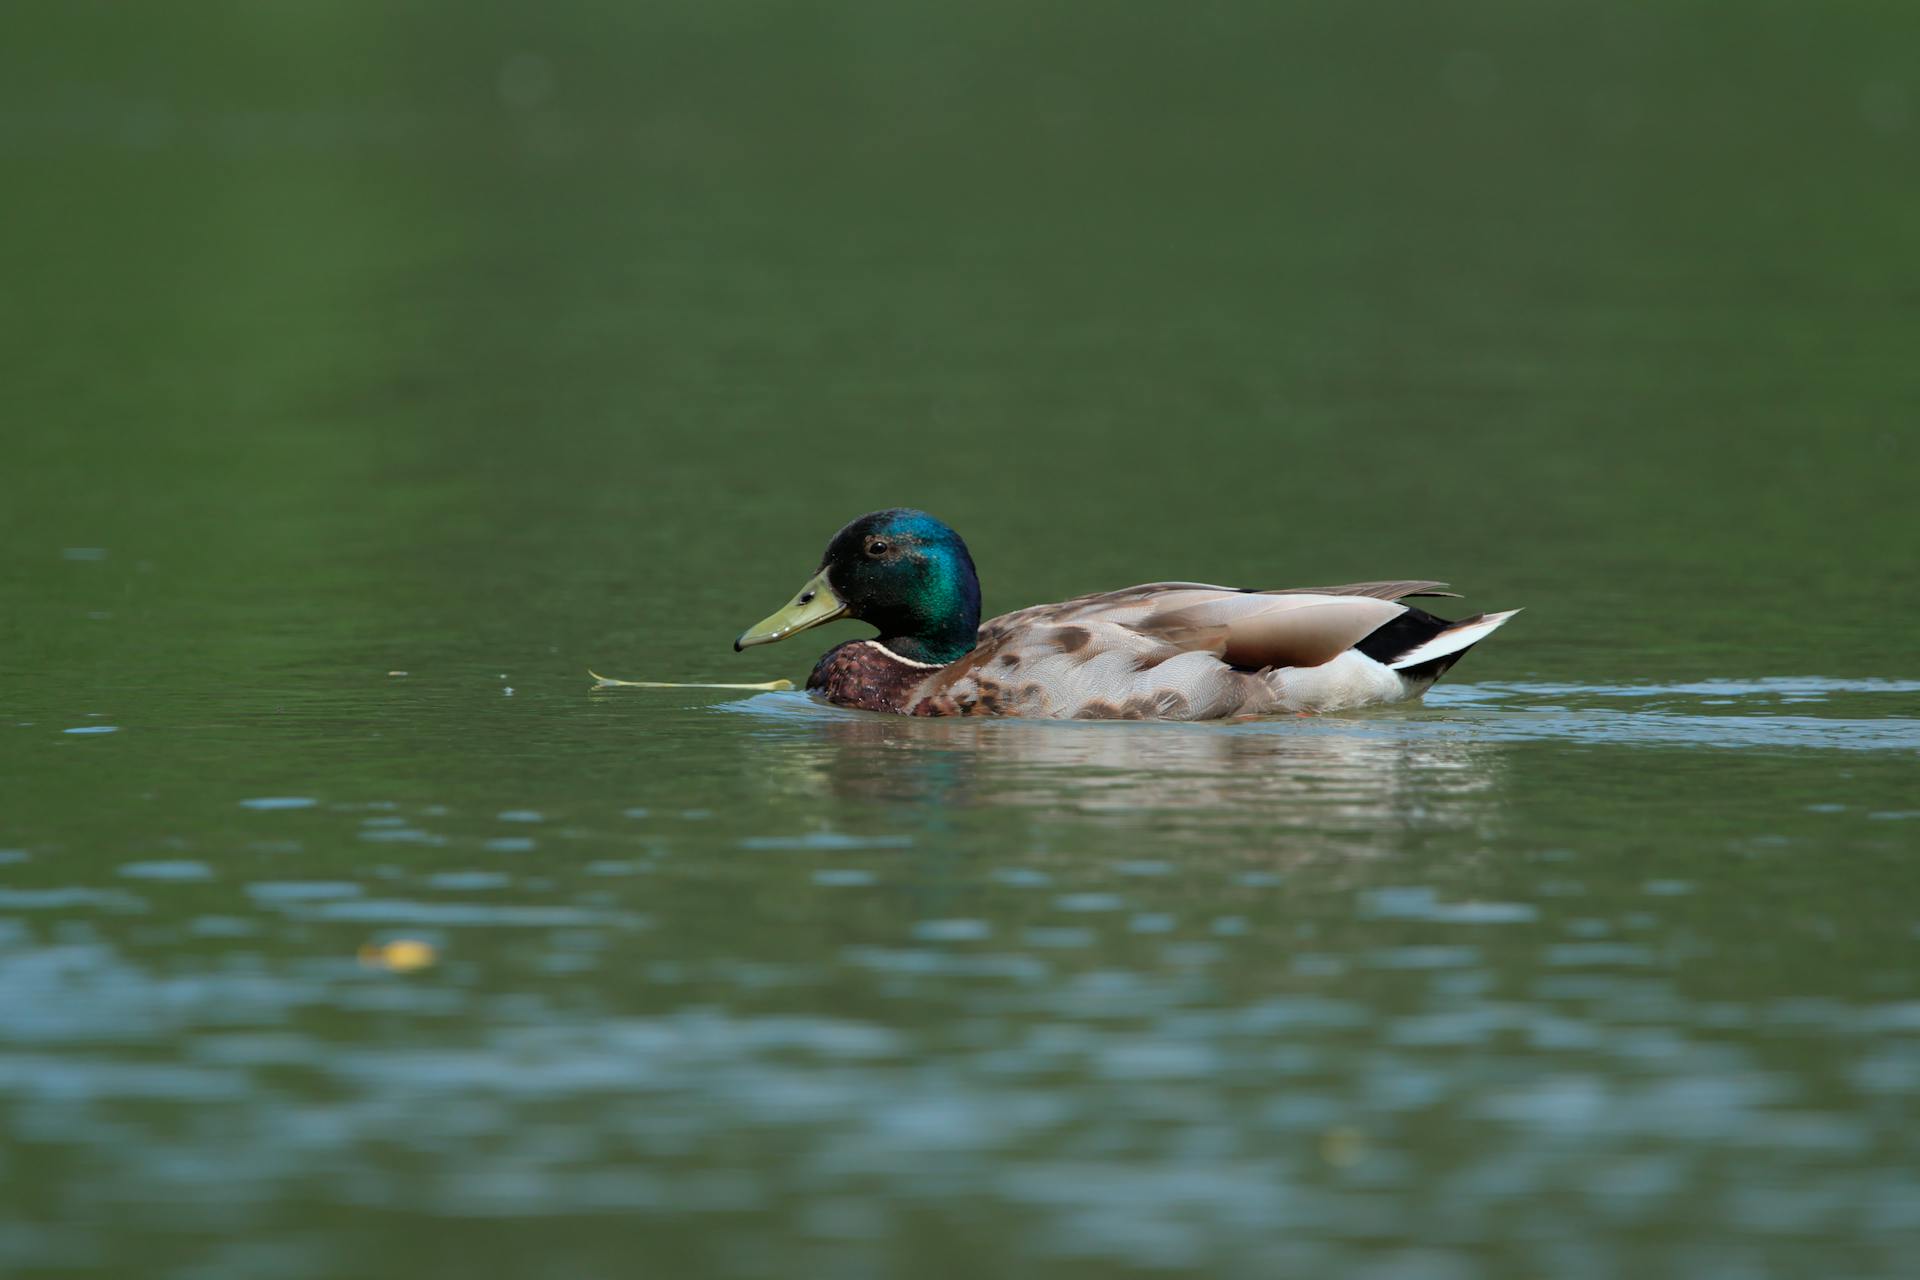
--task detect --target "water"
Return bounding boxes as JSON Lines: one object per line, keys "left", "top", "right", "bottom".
{"left": 4, "top": 3, "right": 1919, "bottom": 1276}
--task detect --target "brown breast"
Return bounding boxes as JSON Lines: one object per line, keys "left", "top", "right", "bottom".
{"left": 806, "top": 641, "right": 940, "bottom": 715}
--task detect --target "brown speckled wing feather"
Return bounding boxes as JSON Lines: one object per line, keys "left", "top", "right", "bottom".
{"left": 1266, "top": 580, "right": 1460, "bottom": 601}
{"left": 974, "top": 583, "right": 1234, "bottom": 644}
{"left": 977, "top": 580, "right": 1456, "bottom": 646}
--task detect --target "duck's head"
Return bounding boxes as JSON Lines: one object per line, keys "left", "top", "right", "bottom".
{"left": 734, "top": 509, "right": 982, "bottom": 666}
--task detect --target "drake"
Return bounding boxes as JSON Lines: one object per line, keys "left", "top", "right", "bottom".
{"left": 734, "top": 509, "right": 1517, "bottom": 719}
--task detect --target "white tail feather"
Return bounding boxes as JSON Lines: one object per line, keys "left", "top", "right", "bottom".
{"left": 1387, "top": 609, "right": 1521, "bottom": 670}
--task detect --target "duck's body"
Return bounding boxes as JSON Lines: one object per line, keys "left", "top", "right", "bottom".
{"left": 737, "top": 511, "right": 1517, "bottom": 721}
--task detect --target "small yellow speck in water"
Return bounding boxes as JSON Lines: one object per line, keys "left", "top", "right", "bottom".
{"left": 359, "top": 938, "right": 437, "bottom": 972}
{"left": 1319, "top": 1126, "right": 1368, "bottom": 1167}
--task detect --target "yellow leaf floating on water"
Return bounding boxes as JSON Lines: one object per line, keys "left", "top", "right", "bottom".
{"left": 1319, "top": 1126, "right": 1368, "bottom": 1168}
{"left": 359, "top": 938, "right": 438, "bottom": 973}
{"left": 587, "top": 669, "right": 793, "bottom": 691}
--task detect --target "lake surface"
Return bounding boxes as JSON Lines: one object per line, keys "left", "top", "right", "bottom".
{"left": 4, "top": 4, "right": 1918, "bottom": 1276}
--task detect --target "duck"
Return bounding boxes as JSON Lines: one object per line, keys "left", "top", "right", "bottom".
{"left": 734, "top": 509, "right": 1518, "bottom": 720}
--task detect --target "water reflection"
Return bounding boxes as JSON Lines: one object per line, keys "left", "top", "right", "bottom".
{"left": 730, "top": 693, "right": 1503, "bottom": 846}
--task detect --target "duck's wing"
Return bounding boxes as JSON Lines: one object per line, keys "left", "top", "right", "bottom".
{"left": 1118, "top": 589, "right": 1410, "bottom": 670}
{"left": 977, "top": 582, "right": 1418, "bottom": 668}
{"left": 1266, "top": 579, "right": 1461, "bottom": 601}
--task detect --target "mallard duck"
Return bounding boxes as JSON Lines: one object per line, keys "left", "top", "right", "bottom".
{"left": 735, "top": 510, "right": 1518, "bottom": 719}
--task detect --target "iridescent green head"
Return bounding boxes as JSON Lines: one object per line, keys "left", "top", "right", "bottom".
{"left": 734, "top": 509, "right": 982, "bottom": 665}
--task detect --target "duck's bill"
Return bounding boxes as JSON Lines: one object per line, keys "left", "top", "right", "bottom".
{"left": 734, "top": 570, "right": 848, "bottom": 651}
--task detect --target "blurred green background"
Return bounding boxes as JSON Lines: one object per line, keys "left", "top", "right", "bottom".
{"left": 3, "top": 4, "right": 1918, "bottom": 1278}
{"left": 7, "top": 0, "right": 1914, "bottom": 682}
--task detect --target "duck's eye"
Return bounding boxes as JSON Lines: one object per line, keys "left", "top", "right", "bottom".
{"left": 865, "top": 539, "right": 890, "bottom": 557}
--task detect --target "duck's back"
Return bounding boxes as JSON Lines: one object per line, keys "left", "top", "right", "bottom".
{"left": 903, "top": 581, "right": 1515, "bottom": 720}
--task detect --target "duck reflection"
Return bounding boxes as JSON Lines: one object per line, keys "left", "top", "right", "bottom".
{"left": 734, "top": 694, "right": 1504, "bottom": 847}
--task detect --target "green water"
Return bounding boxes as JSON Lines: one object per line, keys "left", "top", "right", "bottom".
{"left": 5, "top": 3, "right": 1919, "bottom": 1276}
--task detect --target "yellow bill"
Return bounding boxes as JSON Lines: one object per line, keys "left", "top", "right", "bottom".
{"left": 733, "top": 569, "right": 847, "bottom": 651}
